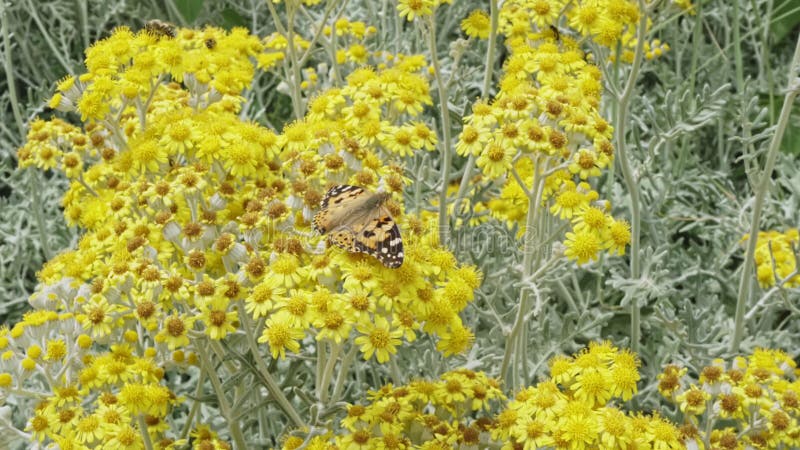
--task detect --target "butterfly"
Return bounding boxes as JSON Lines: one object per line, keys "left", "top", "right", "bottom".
{"left": 312, "top": 185, "right": 404, "bottom": 268}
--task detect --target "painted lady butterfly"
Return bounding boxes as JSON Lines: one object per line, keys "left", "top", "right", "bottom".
{"left": 312, "top": 185, "right": 404, "bottom": 268}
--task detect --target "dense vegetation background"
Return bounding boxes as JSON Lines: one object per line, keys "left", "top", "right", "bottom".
{"left": 1, "top": 0, "right": 800, "bottom": 448}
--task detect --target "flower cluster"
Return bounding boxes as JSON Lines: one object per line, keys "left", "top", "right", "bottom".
{"left": 259, "top": 16, "right": 380, "bottom": 82}
{"left": 743, "top": 228, "right": 800, "bottom": 288}
{"left": 497, "top": 0, "right": 669, "bottom": 62}
{"left": 659, "top": 348, "right": 800, "bottom": 449}
{"left": 493, "top": 341, "right": 683, "bottom": 449}
{"left": 282, "top": 342, "right": 684, "bottom": 449}
{"left": 455, "top": 23, "right": 630, "bottom": 265}
{"left": 11, "top": 23, "right": 477, "bottom": 448}
{"left": 283, "top": 369, "right": 505, "bottom": 449}
{"left": 0, "top": 310, "right": 188, "bottom": 449}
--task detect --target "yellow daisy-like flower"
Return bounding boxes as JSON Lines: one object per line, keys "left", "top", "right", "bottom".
{"left": 568, "top": 148, "right": 603, "bottom": 179}
{"left": 605, "top": 218, "right": 632, "bottom": 256}
{"left": 258, "top": 314, "right": 304, "bottom": 359}
{"left": 397, "top": 0, "right": 434, "bottom": 22}
{"left": 529, "top": 0, "right": 564, "bottom": 27}
{"left": 550, "top": 186, "right": 588, "bottom": 219}
{"left": 246, "top": 277, "right": 285, "bottom": 318}
{"left": 675, "top": 386, "right": 710, "bottom": 416}
{"left": 355, "top": 316, "right": 403, "bottom": 363}
{"left": 461, "top": 10, "right": 491, "bottom": 39}
{"left": 476, "top": 142, "right": 514, "bottom": 179}
{"left": 564, "top": 230, "right": 600, "bottom": 265}
{"left": 78, "top": 294, "right": 117, "bottom": 338}
{"left": 197, "top": 296, "right": 237, "bottom": 340}
{"left": 156, "top": 314, "right": 196, "bottom": 350}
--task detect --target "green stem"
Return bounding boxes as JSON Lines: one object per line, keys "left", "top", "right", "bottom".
{"left": 2, "top": 7, "right": 54, "bottom": 260}
{"left": 315, "top": 339, "right": 326, "bottom": 395}
{"left": 179, "top": 369, "right": 205, "bottom": 440}
{"left": 0, "top": 4, "right": 23, "bottom": 136}
{"left": 298, "top": 0, "right": 340, "bottom": 66}
{"left": 614, "top": 0, "right": 648, "bottom": 354}
{"left": 730, "top": 35, "right": 800, "bottom": 353}
{"left": 452, "top": 0, "right": 499, "bottom": 220}
{"left": 389, "top": 357, "right": 403, "bottom": 384}
{"left": 77, "top": 0, "right": 89, "bottom": 49}
{"left": 674, "top": 0, "right": 703, "bottom": 178}
{"left": 500, "top": 157, "right": 546, "bottom": 389}
{"left": 318, "top": 341, "right": 341, "bottom": 404}
{"left": 137, "top": 414, "right": 154, "bottom": 450}
{"left": 731, "top": 0, "right": 745, "bottom": 92}
{"left": 236, "top": 302, "right": 306, "bottom": 428}
{"left": 286, "top": 3, "right": 305, "bottom": 119}
{"left": 24, "top": 0, "right": 73, "bottom": 75}
{"left": 428, "top": 17, "right": 454, "bottom": 245}
{"left": 331, "top": 344, "right": 357, "bottom": 402}
{"left": 195, "top": 344, "right": 248, "bottom": 449}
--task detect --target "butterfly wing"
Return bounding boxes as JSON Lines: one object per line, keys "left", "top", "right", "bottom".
{"left": 314, "top": 185, "right": 404, "bottom": 268}
{"left": 313, "top": 185, "right": 365, "bottom": 234}
{"left": 351, "top": 206, "right": 404, "bottom": 268}
{"left": 329, "top": 228, "right": 357, "bottom": 252}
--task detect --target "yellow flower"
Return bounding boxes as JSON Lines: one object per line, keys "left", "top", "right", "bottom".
{"left": 156, "top": 314, "right": 196, "bottom": 350}
{"left": 564, "top": 230, "right": 600, "bottom": 265}
{"left": 528, "top": 0, "right": 563, "bottom": 27}
{"left": 568, "top": 148, "right": 603, "bottom": 179}
{"left": 355, "top": 316, "right": 403, "bottom": 363}
{"left": 258, "top": 314, "right": 304, "bottom": 359}
{"left": 476, "top": 142, "right": 514, "bottom": 178}
{"left": 436, "top": 323, "right": 474, "bottom": 356}
{"left": 572, "top": 367, "right": 613, "bottom": 406}
{"left": 676, "top": 386, "right": 709, "bottom": 416}
{"left": 550, "top": 183, "right": 588, "bottom": 219}
{"left": 605, "top": 218, "right": 632, "bottom": 256}
{"left": 461, "top": 10, "right": 491, "bottom": 39}
{"left": 598, "top": 407, "right": 633, "bottom": 449}
{"left": 647, "top": 414, "right": 684, "bottom": 450}
{"left": 397, "top": 0, "right": 434, "bottom": 22}
{"left": 246, "top": 277, "right": 285, "bottom": 318}
{"left": 572, "top": 205, "right": 608, "bottom": 235}
{"left": 558, "top": 410, "right": 600, "bottom": 448}
{"left": 78, "top": 294, "right": 117, "bottom": 338}
{"left": 221, "top": 139, "right": 259, "bottom": 178}
{"left": 198, "top": 296, "right": 237, "bottom": 340}
{"left": 26, "top": 409, "right": 55, "bottom": 442}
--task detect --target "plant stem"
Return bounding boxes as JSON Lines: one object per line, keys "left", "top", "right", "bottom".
{"left": 286, "top": 3, "right": 305, "bottom": 119}
{"left": 319, "top": 341, "right": 341, "bottom": 404}
{"left": 331, "top": 344, "right": 357, "bottom": 402}
{"left": 179, "top": 369, "right": 205, "bottom": 440}
{"left": 500, "top": 157, "right": 545, "bottom": 389}
{"left": 428, "top": 17, "right": 454, "bottom": 245}
{"left": 236, "top": 302, "right": 306, "bottom": 428}
{"left": 77, "top": 0, "right": 89, "bottom": 49}
{"left": 137, "top": 414, "right": 154, "bottom": 450}
{"left": 730, "top": 35, "right": 800, "bottom": 353}
{"left": 298, "top": 0, "right": 339, "bottom": 66}
{"left": 0, "top": 4, "right": 23, "bottom": 136}
{"left": 452, "top": 0, "right": 499, "bottom": 221}
{"left": 24, "top": 0, "right": 73, "bottom": 75}
{"left": 614, "top": 0, "right": 647, "bottom": 354}
{"left": 731, "top": 0, "right": 745, "bottom": 93}
{"left": 1, "top": 6, "right": 54, "bottom": 260}
{"left": 195, "top": 343, "right": 248, "bottom": 449}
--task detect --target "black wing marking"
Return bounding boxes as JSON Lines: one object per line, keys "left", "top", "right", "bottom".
{"left": 320, "top": 185, "right": 364, "bottom": 209}
{"left": 353, "top": 220, "right": 404, "bottom": 269}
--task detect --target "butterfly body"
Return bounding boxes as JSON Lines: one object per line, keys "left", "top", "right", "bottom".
{"left": 313, "top": 185, "right": 404, "bottom": 268}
